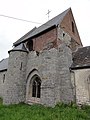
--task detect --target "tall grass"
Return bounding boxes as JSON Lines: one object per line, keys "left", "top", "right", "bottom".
{"left": 0, "top": 97, "right": 3, "bottom": 105}
{"left": 0, "top": 102, "right": 90, "bottom": 120}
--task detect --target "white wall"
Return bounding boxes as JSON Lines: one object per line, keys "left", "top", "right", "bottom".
{"left": 72, "top": 68, "right": 90, "bottom": 105}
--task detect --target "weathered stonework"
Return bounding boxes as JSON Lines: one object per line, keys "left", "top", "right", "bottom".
{"left": 3, "top": 51, "right": 28, "bottom": 104}
{"left": 56, "top": 44, "right": 74, "bottom": 103}
{"left": 72, "top": 69, "right": 90, "bottom": 105}
{"left": 0, "top": 71, "right": 7, "bottom": 98}
{"left": 25, "top": 43, "right": 74, "bottom": 106}
{"left": 57, "top": 27, "right": 71, "bottom": 47}
{"left": 25, "top": 49, "right": 58, "bottom": 106}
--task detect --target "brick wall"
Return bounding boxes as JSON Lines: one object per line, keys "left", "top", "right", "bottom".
{"left": 26, "top": 28, "right": 57, "bottom": 52}
{"left": 60, "top": 10, "right": 82, "bottom": 46}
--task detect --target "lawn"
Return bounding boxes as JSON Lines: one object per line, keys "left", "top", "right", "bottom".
{"left": 0, "top": 100, "right": 90, "bottom": 120}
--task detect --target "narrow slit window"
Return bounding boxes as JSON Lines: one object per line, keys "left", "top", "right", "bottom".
{"left": 3, "top": 74, "right": 5, "bottom": 83}
{"left": 20, "top": 62, "right": 22, "bottom": 70}
{"left": 72, "top": 21, "right": 75, "bottom": 33}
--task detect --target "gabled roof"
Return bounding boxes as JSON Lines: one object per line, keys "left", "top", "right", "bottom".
{"left": 8, "top": 43, "right": 28, "bottom": 53}
{"left": 13, "top": 8, "right": 71, "bottom": 46}
{"left": 0, "top": 58, "right": 8, "bottom": 72}
{"left": 71, "top": 46, "right": 90, "bottom": 69}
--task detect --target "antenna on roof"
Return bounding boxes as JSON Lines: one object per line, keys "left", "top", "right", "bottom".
{"left": 46, "top": 10, "right": 51, "bottom": 21}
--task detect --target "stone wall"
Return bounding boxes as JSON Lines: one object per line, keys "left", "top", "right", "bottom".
{"left": 0, "top": 71, "right": 7, "bottom": 98}
{"left": 57, "top": 27, "right": 71, "bottom": 47}
{"left": 25, "top": 43, "right": 74, "bottom": 106}
{"left": 72, "top": 68, "right": 90, "bottom": 105}
{"left": 2, "top": 45, "right": 90, "bottom": 106}
{"left": 31, "top": 28, "right": 57, "bottom": 52}
{"left": 2, "top": 44, "right": 74, "bottom": 106}
{"left": 55, "top": 44, "right": 74, "bottom": 104}
{"left": 26, "top": 49, "right": 57, "bottom": 106}
{"left": 56, "top": 27, "right": 74, "bottom": 103}
{"left": 57, "top": 27, "right": 81, "bottom": 51}
{"left": 3, "top": 51, "right": 28, "bottom": 104}
{"left": 3, "top": 27, "right": 75, "bottom": 106}
{"left": 60, "top": 9, "right": 82, "bottom": 46}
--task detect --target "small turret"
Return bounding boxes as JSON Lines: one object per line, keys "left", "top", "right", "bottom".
{"left": 3, "top": 43, "right": 28, "bottom": 104}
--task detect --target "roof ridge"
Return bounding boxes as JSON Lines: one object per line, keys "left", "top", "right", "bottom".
{"left": 41, "top": 7, "right": 70, "bottom": 26}
{"left": 0, "top": 58, "right": 8, "bottom": 63}
{"left": 0, "top": 59, "right": 4, "bottom": 63}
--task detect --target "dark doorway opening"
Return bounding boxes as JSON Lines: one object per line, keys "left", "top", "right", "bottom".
{"left": 27, "top": 40, "right": 33, "bottom": 51}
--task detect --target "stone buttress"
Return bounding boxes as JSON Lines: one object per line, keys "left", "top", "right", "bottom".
{"left": 40, "top": 44, "right": 74, "bottom": 106}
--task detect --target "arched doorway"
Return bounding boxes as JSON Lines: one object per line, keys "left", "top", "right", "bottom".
{"left": 26, "top": 71, "right": 41, "bottom": 104}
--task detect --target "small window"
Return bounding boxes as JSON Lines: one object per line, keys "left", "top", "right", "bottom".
{"left": 63, "top": 33, "right": 65, "bottom": 37}
{"left": 3, "top": 74, "right": 5, "bottom": 83}
{"left": 32, "top": 77, "right": 41, "bottom": 98}
{"left": 20, "top": 62, "right": 22, "bottom": 70}
{"left": 72, "top": 21, "right": 75, "bottom": 33}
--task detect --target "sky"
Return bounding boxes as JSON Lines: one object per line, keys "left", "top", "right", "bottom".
{"left": 0, "top": 0, "right": 90, "bottom": 60}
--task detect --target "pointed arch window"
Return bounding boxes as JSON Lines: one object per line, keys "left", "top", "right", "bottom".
{"left": 32, "top": 76, "right": 41, "bottom": 98}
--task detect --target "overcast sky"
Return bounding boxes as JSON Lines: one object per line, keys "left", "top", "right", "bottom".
{"left": 0, "top": 0, "right": 90, "bottom": 60}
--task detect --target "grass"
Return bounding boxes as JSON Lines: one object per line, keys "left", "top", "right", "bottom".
{"left": 0, "top": 101, "right": 90, "bottom": 120}
{"left": 0, "top": 97, "right": 3, "bottom": 105}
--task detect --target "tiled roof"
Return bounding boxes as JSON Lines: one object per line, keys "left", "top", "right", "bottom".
{"left": 13, "top": 8, "right": 70, "bottom": 46}
{"left": 0, "top": 58, "right": 8, "bottom": 72}
{"left": 71, "top": 46, "right": 90, "bottom": 69}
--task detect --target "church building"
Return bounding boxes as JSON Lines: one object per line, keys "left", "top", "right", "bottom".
{"left": 0, "top": 8, "right": 90, "bottom": 106}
